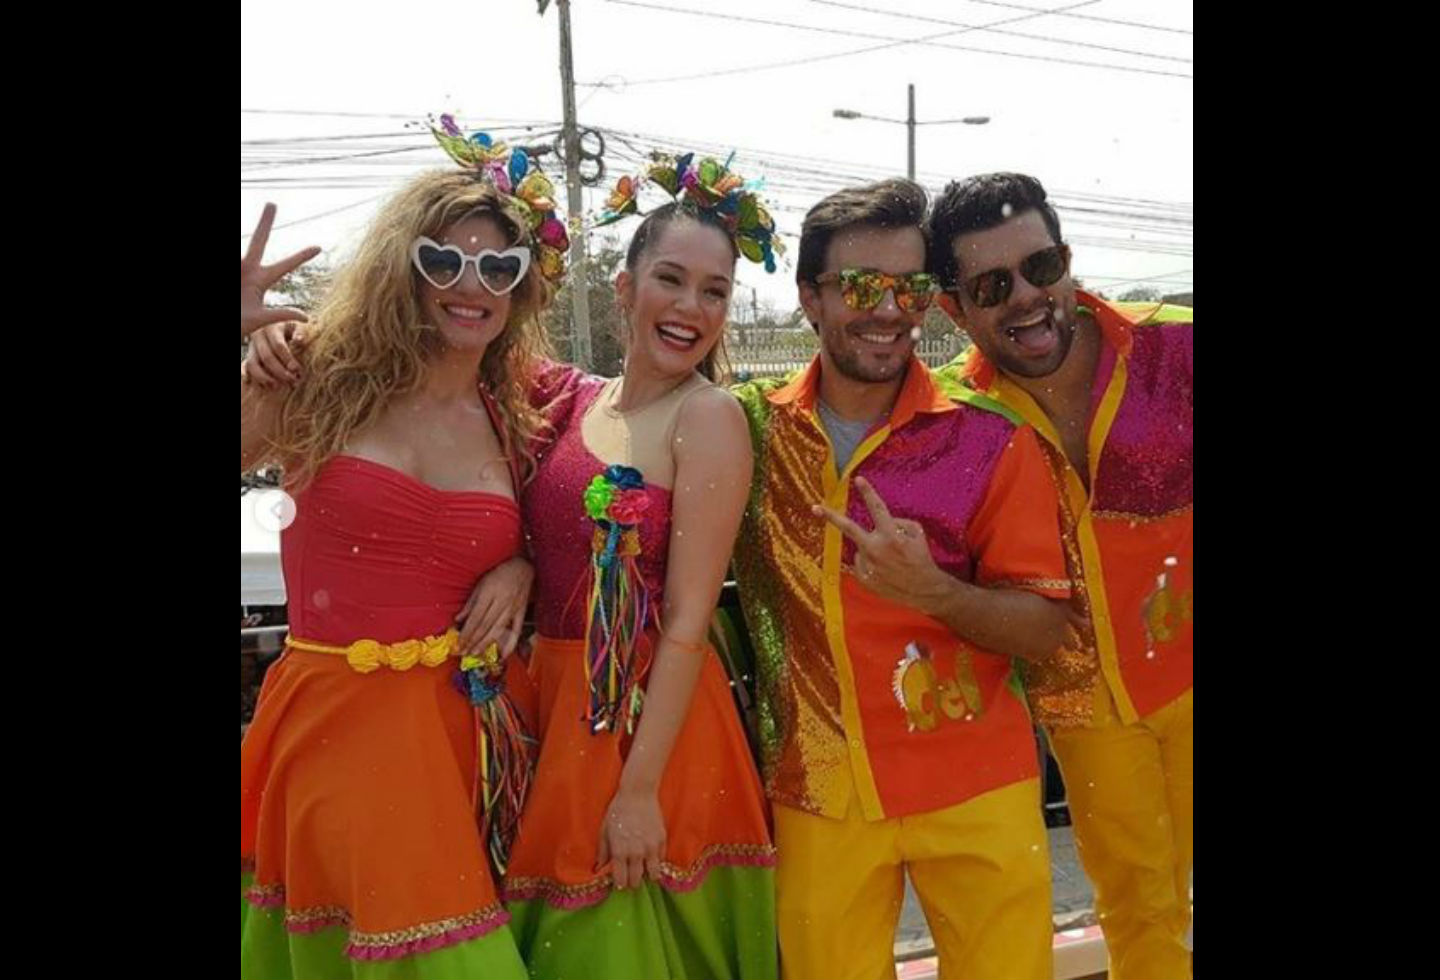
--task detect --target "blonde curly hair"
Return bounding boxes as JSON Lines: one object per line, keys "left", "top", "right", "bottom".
{"left": 258, "top": 169, "right": 557, "bottom": 491}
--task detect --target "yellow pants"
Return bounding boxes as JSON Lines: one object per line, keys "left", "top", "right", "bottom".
{"left": 774, "top": 778, "right": 1051, "bottom": 980}
{"left": 1048, "top": 686, "right": 1193, "bottom": 980}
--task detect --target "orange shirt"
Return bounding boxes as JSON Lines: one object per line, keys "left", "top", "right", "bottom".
{"left": 732, "top": 357, "right": 1070, "bottom": 820}
{"left": 937, "top": 291, "right": 1193, "bottom": 727}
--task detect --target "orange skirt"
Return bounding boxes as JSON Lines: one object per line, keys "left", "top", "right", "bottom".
{"left": 502, "top": 634, "right": 775, "bottom": 909}
{"left": 241, "top": 647, "right": 510, "bottom": 957}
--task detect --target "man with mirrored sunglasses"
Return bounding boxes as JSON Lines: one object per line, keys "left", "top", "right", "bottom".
{"left": 729, "top": 177, "right": 1076, "bottom": 980}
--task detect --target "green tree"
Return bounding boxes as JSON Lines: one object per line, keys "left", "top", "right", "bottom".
{"left": 1118, "top": 286, "right": 1163, "bottom": 303}
{"left": 273, "top": 259, "right": 333, "bottom": 313}
{"left": 544, "top": 243, "right": 626, "bottom": 376}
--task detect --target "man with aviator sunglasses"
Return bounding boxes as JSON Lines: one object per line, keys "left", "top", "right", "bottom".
{"left": 730, "top": 178, "right": 1076, "bottom": 980}
{"left": 931, "top": 173, "right": 1193, "bottom": 980}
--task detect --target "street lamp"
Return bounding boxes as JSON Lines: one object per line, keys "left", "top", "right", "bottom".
{"left": 834, "top": 84, "right": 989, "bottom": 181}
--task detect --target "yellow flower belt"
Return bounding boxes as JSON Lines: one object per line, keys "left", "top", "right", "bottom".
{"left": 285, "top": 628, "right": 462, "bottom": 674}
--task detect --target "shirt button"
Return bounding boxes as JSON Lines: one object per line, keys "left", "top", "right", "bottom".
{"left": 850, "top": 738, "right": 861, "bottom": 749}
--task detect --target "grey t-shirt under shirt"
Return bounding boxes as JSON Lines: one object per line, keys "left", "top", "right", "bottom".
{"left": 817, "top": 399, "right": 878, "bottom": 473}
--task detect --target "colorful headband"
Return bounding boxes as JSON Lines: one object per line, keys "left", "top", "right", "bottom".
{"left": 427, "top": 114, "right": 570, "bottom": 284}
{"left": 594, "top": 151, "right": 783, "bottom": 274}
